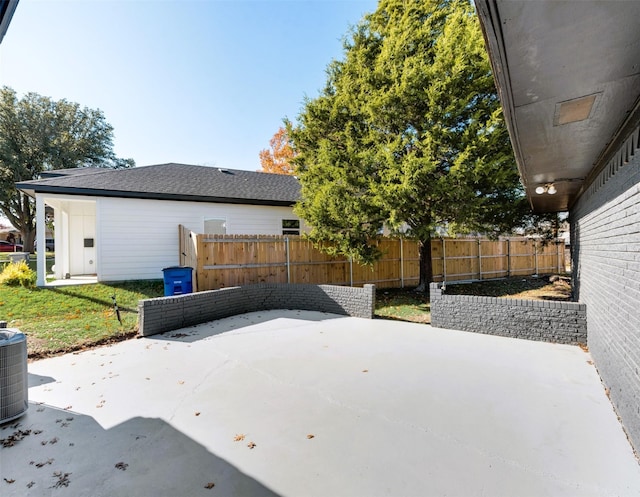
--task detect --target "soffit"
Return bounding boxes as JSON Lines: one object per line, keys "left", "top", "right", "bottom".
{"left": 477, "top": 0, "right": 640, "bottom": 212}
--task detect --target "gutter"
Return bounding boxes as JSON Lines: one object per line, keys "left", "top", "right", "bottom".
{"left": 475, "top": 0, "right": 533, "bottom": 207}
{"left": 16, "top": 184, "right": 298, "bottom": 208}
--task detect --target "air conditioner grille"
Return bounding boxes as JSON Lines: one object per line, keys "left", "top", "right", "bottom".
{"left": 0, "top": 330, "right": 28, "bottom": 424}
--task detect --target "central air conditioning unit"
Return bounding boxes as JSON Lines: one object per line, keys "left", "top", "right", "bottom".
{"left": 0, "top": 330, "right": 28, "bottom": 424}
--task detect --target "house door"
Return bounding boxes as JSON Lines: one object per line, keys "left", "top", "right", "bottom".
{"left": 70, "top": 213, "right": 96, "bottom": 275}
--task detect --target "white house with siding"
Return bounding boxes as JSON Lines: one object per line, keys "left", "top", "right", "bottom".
{"left": 17, "top": 163, "right": 304, "bottom": 285}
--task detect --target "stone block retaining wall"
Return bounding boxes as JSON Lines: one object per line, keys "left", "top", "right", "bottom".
{"left": 430, "top": 282, "right": 587, "bottom": 345}
{"left": 138, "top": 283, "right": 375, "bottom": 337}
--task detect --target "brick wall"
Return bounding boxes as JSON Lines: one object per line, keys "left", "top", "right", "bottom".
{"left": 138, "top": 283, "right": 376, "bottom": 337}
{"left": 429, "top": 282, "right": 587, "bottom": 345}
{"left": 571, "top": 133, "right": 640, "bottom": 452}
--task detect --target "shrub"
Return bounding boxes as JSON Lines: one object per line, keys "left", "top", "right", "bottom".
{"left": 0, "top": 260, "right": 36, "bottom": 288}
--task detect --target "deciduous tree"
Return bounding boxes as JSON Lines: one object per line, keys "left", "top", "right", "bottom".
{"left": 0, "top": 87, "right": 134, "bottom": 252}
{"left": 290, "top": 0, "right": 528, "bottom": 292}
{"left": 259, "top": 125, "right": 296, "bottom": 175}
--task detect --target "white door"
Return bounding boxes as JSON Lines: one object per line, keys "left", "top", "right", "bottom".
{"left": 82, "top": 214, "right": 96, "bottom": 274}
{"left": 69, "top": 211, "right": 96, "bottom": 275}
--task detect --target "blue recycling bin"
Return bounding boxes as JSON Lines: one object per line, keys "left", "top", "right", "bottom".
{"left": 162, "top": 266, "right": 193, "bottom": 296}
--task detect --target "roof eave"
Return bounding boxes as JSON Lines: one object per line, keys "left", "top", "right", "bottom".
{"left": 16, "top": 184, "right": 297, "bottom": 207}
{"left": 475, "top": 0, "right": 532, "bottom": 209}
{"left": 0, "top": 0, "right": 19, "bottom": 45}
{"left": 475, "top": 0, "right": 640, "bottom": 214}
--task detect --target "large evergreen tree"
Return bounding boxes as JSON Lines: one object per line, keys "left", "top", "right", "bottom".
{"left": 290, "top": 0, "right": 527, "bottom": 291}
{"left": 0, "top": 87, "right": 134, "bottom": 251}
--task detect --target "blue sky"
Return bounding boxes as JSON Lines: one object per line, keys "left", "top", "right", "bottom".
{"left": 0, "top": 0, "right": 377, "bottom": 171}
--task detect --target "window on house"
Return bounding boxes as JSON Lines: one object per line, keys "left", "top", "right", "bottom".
{"left": 204, "top": 219, "right": 226, "bottom": 235}
{"left": 282, "top": 219, "right": 300, "bottom": 235}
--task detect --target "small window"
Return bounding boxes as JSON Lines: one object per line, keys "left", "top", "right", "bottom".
{"left": 204, "top": 219, "right": 226, "bottom": 235}
{"left": 282, "top": 219, "right": 300, "bottom": 235}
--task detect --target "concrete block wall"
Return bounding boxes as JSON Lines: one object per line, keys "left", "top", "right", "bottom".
{"left": 138, "top": 283, "right": 376, "bottom": 337}
{"left": 571, "top": 133, "right": 640, "bottom": 452}
{"left": 430, "top": 282, "right": 587, "bottom": 345}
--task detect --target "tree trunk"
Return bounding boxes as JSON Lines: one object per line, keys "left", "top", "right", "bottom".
{"left": 415, "top": 234, "right": 433, "bottom": 295}
{"left": 22, "top": 228, "right": 35, "bottom": 254}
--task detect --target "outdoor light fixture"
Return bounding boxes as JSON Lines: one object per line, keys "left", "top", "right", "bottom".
{"left": 535, "top": 183, "right": 557, "bottom": 195}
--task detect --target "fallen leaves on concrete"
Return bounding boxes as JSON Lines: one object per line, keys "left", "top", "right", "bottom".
{"left": 32, "top": 458, "right": 54, "bottom": 468}
{"left": 1, "top": 427, "right": 32, "bottom": 448}
{"left": 51, "top": 472, "right": 71, "bottom": 488}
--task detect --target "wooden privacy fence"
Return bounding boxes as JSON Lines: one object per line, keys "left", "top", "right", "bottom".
{"left": 431, "top": 237, "right": 563, "bottom": 282}
{"left": 179, "top": 225, "right": 564, "bottom": 292}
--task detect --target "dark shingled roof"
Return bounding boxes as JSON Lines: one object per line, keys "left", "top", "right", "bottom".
{"left": 17, "top": 163, "right": 301, "bottom": 207}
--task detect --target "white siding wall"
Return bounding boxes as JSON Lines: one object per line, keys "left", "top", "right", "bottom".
{"left": 97, "top": 197, "right": 302, "bottom": 281}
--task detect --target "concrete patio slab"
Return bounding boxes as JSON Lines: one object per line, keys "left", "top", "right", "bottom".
{"left": 2, "top": 310, "right": 639, "bottom": 496}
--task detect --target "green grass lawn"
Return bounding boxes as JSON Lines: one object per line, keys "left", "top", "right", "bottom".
{"left": 0, "top": 280, "right": 164, "bottom": 359}
{"left": 375, "top": 288, "right": 431, "bottom": 323}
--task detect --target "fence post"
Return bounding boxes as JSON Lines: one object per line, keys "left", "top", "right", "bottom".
{"left": 442, "top": 238, "right": 447, "bottom": 285}
{"left": 349, "top": 255, "right": 353, "bottom": 287}
{"left": 285, "top": 237, "right": 291, "bottom": 283}
{"left": 478, "top": 238, "right": 482, "bottom": 280}
{"left": 557, "top": 240, "right": 562, "bottom": 274}
{"left": 507, "top": 238, "right": 511, "bottom": 277}
{"left": 400, "top": 237, "right": 404, "bottom": 288}
{"left": 534, "top": 240, "right": 539, "bottom": 275}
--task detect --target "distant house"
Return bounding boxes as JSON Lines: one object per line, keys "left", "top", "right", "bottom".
{"left": 476, "top": 1, "right": 640, "bottom": 453}
{"left": 17, "top": 163, "right": 304, "bottom": 285}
